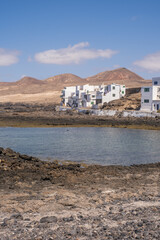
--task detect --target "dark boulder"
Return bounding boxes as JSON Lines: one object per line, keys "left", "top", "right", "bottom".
{"left": 40, "top": 216, "right": 57, "bottom": 223}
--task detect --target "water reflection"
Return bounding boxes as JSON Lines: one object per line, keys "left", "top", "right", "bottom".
{"left": 0, "top": 127, "right": 159, "bottom": 166}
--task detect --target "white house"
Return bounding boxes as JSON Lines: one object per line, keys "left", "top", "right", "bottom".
{"left": 141, "top": 77, "right": 160, "bottom": 112}
{"left": 102, "top": 84, "right": 126, "bottom": 104}
{"left": 61, "top": 83, "right": 126, "bottom": 108}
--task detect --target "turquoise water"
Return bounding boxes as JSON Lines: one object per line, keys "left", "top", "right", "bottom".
{"left": 0, "top": 127, "right": 160, "bottom": 166}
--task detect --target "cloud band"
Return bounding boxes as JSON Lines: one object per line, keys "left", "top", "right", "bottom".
{"left": 134, "top": 52, "right": 160, "bottom": 72}
{"left": 34, "top": 42, "right": 118, "bottom": 65}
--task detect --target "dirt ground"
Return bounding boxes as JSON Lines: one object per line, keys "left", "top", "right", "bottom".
{"left": 102, "top": 92, "right": 141, "bottom": 111}
{"left": 0, "top": 148, "right": 160, "bottom": 239}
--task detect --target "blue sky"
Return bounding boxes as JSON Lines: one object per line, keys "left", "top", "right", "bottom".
{"left": 0, "top": 0, "right": 160, "bottom": 82}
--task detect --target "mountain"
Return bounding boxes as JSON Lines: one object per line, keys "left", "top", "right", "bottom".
{"left": 86, "top": 68, "right": 151, "bottom": 87}
{"left": 0, "top": 68, "right": 152, "bottom": 103}
{"left": 44, "top": 73, "right": 84, "bottom": 84}
{"left": 16, "top": 77, "right": 43, "bottom": 86}
{"left": 43, "top": 73, "right": 87, "bottom": 90}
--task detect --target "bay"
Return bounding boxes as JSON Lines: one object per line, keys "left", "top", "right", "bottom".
{"left": 0, "top": 127, "right": 160, "bottom": 166}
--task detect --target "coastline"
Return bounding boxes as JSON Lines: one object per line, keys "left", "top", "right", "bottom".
{"left": 0, "top": 147, "right": 160, "bottom": 239}
{"left": 0, "top": 116, "right": 160, "bottom": 130}
{"left": 0, "top": 102, "right": 160, "bottom": 130}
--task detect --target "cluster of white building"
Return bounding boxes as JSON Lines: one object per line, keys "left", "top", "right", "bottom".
{"left": 141, "top": 77, "right": 160, "bottom": 112}
{"left": 61, "top": 83, "right": 126, "bottom": 108}
{"left": 60, "top": 76, "right": 160, "bottom": 113}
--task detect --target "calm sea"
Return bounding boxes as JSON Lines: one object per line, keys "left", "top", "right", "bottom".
{"left": 0, "top": 127, "right": 160, "bottom": 166}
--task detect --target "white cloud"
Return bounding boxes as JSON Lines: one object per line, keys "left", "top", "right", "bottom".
{"left": 34, "top": 42, "right": 118, "bottom": 65}
{"left": 134, "top": 52, "right": 160, "bottom": 72}
{"left": 0, "top": 48, "right": 20, "bottom": 66}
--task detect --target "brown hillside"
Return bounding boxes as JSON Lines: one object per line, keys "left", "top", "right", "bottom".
{"left": 44, "top": 73, "right": 86, "bottom": 90}
{"left": 86, "top": 68, "right": 151, "bottom": 87}
{"left": 0, "top": 68, "right": 152, "bottom": 103}
{"left": 0, "top": 74, "right": 85, "bottom": 96}
{"left": 16, "top": 77, "right": 43, "bottom": 86}
{"left": 45, "top": 73, "right": 84, "bottom": 84}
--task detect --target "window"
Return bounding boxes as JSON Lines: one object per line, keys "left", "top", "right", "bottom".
{"left": 96, "top": 99, "right": 102, "bottom": 104}
{"left": 144, "top": 99, "right": 149, "bottom": 103}
{"left": 84, "top": 95, "right": 87, "bottom": 100}
{"left": 154, "top": 81, "right": 158, "bottom": 85}
{"left": 144, "top": 88, "right": 150, "bottom": 92}
{"left": 92, "top": 95, "right": 95, "bottom": 98}
{"left": 112, "top": 94, "right": 115, "bottom": 97}
{"left": 112, "top": 86, "right": 115, "bottom": 90}
{"left": 122, "top": 91, "right": 124, "bottom": 94}
{"left": 105, "top": 86, "right": 108, "bottom": 91}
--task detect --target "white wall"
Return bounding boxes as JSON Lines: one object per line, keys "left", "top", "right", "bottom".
{"left": 141, "top": 87, "right": 152, "bottom": 112}
{"left": 141, "top": 77, "right": 160, "bottom": 112}
{"left": 102, "top": 84, "right": 124, "bottom": 104}
{"left": 64, "top": 86, "right": 76, "bottom": 106}
{"left": 120, "top": 85, "right": 126, "bottom": 97}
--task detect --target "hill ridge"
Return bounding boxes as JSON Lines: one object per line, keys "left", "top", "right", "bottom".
{"left": 0, "top": 68, "right": 152, "bottom": 103}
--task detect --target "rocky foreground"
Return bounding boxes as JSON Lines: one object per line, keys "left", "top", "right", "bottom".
{"left": 0, "top": 148, "right": 160, "bottom": 240}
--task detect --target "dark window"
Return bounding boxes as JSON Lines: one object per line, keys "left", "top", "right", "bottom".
{"left": 96, "top": 99, "right": 102, "bottom": 104}
{"left": 84, "top": 95, "right": 87, "bottom": 100}
{"left": 112, "top": 86, "right": 115, "bottom": 90}
{"left": 154, "top": 81, "right": 158, "bottom": 85}
{"left": 144, "top": 99, "right": 149, "bottom": 103}
{"left": 92, "top": 95, "right": 95, "bottom": 98}
{"left": 112, "top": 94, "right": 115, "bottom": 97}
{"left": 144, "top": 88, "right": 150, "bottom": 92}
{"left": 122, "top": 91, "right": 124, "bottom": 94}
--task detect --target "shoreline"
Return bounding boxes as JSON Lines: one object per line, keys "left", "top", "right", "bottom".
{"left": 0, "top": 117, "right": 160, "bottom": 130}
{"left": 0, "top": 103, "right": 160, "bottom": 130}
{"left": 0, "top": 147, "right": 160, "bottom": 239}
{"left": 1, "top": 124, "right": 160, "bottom": 131}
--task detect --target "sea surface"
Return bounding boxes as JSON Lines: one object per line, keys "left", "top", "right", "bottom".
{"left": 0, "top": 127, "right": 160, "bottom": 166}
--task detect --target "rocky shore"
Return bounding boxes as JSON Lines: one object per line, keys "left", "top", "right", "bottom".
{"left": 0, "top": 102, "right": 160, "bottom": 130}
{"left": 0, "top": 147, "right": 160, "bottom": 239}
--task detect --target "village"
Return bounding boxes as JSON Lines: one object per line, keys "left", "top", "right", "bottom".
{"left": 61, "top": 77, "right": 160, "bottom": 113}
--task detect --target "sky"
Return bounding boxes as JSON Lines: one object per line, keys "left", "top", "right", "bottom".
{"left": 0, "top": 0, "right": 160, "bottom": 82}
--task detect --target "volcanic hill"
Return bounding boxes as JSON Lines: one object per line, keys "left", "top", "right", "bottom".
{"left": 0, "top": 68, "right": 151, "bottom": 103}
